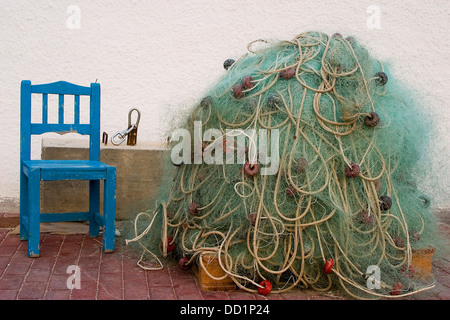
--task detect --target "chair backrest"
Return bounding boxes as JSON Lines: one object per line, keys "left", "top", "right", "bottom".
{"left": 20, "top": 80, "right": 101, "bottom": 162}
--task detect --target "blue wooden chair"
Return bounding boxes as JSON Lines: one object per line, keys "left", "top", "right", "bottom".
{"left": 20, "top": 80, "right": 116, "bottom": 257}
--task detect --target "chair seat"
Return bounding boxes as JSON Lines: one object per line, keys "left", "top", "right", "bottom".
{"left": 23, "top": 160, "right": 114, "bottom": 181}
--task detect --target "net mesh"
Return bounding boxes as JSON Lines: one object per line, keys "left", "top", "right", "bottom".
{"left": 125, "top": 31, "right": 444, "bottom": 299}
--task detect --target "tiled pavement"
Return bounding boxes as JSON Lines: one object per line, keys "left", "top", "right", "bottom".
{"left": 0, "top": 212, "right": 449, "bottom": 301}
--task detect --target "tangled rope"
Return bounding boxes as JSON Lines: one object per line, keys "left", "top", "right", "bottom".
{"left": 126, "top": 31, "right": 437, "bottom": 299}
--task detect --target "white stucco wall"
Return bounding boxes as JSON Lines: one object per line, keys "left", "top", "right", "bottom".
{"left": 1, "top": 0, "right": 449, "bottom": 209}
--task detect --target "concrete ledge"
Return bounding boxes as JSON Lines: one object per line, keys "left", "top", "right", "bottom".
{"left": 0, "top": 212, "right": 20, "bottom": 228}
{"left": 40, "top": 138, "right": 169, "bottom": 220}
{"left": 0, "top": 197, "right": 20, "bottom": 214}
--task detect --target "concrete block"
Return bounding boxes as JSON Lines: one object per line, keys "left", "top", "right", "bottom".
{"left": 40, "top": 138, "right": 169, "bottom": 220}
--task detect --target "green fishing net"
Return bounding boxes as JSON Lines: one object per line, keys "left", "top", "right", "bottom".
{"left": 126, "top": 31, "right": 444, "bottom": 299}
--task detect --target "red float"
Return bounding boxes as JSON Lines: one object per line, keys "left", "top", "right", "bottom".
{"left": 233, "top": 84, "right": 244, "bottom": 98}
{"left": 257, "top": 280, "right": 272, "bottom": 296}
{"left": 286, "top": 185, "right": 297, "bottom": 198}
{"left": 360, "top": 210, "right": 374, "bottom": 225}
{"left": 242, "top": 76, "right": 255, "bottom": 89}
{"left": 324, "top": 258, "right": 334, "bottom": 274}
{"left": 400, "top": 265, "right": 415, "bottom": 279}
{"left": 189, "top": 202, "right": 200, "bottom": 216}
{"left": 243, "top": 161, "right": 259, "bottom": 176}
{"left": 345, "top": 162, "right": 360, "bottom": 178}
{"left": 390, "top": 282, "right": 403, "bottom": 295}
{"left": 248, "top": 212, "right": 257, "bottom": 226}
{"left": 296, "top": 158, "right": 308, "bottom": 174}
{"left": 178, "top": 257, "right": 191, "bottom": 271}
{"left": 280, "top": 67, "right": 296, "bottom": 80}
{"left": 393, "top": 236, "right": 404, "bottom": 248}
{"left": 167, "top": 236, "right": 175, "bottom": 252}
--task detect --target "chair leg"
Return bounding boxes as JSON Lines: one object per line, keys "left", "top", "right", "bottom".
{"left": 19, "top": 169, "right": 29, "bottom": 241}
{"left": 89, "top": 180, "right": 100, "bottom": 237}
{"left": 103, "top": 167, "right": 116, "bottom": 253}
{"left": 27, "top": 168, "right": 40, "bottom": 258}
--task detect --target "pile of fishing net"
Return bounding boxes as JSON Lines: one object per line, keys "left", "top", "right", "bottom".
{"left": 126, "top": 31, "right": 444, "bottom": 299}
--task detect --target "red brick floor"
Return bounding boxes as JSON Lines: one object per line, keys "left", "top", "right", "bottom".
{"left": 0, "top": 214, "right": 449, "bottom": 301}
